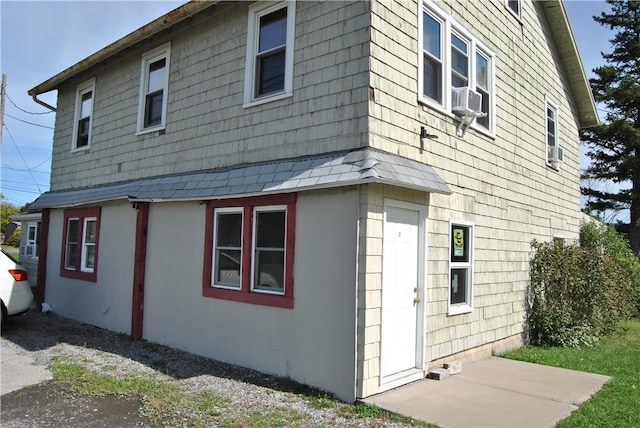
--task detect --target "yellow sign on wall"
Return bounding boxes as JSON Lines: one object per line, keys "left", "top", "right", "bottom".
{"left": 453, "top": 228, "right": 464, "bottom": 257}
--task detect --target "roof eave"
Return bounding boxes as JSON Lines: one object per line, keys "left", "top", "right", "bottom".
{"left": 540, "top": 0, "right": 600, "bottom": 128}
{"left": 28, "top": 1, "right": 216, "bottom": 97}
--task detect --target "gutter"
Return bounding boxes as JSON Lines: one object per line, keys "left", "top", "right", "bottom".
{"left": 32, "top": 95, "right": 56, "bottom": 112}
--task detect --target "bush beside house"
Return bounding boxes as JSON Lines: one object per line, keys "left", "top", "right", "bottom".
{"left": 527, "top": 221, "right": 640, "bottom": 347}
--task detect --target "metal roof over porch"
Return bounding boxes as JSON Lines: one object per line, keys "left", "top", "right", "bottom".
{"left": 29, "top": 148, "right": 452, "bottom": 209}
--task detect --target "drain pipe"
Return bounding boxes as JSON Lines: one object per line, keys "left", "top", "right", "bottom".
{"left": 32, "top": 94, "right": 56, "bottom": 112}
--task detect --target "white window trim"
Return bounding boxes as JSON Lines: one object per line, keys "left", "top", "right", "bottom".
{"left": 212, "top": 207, "right": 244, "bottom": 290}
{"left": 545, "top": 95, "right": 561, "bottom": 170}
{"left": 80, "top": 217, "right": 97, "bottom": 273}
{"left": 71, "top": 79, "right": 95, "bottom": 151}
{"left": 137, "top": 42, "right": 171, "bottom": 135}
{"left": 24, "top": 223, "right": 38, "bottom": 258}
{"left": 243, "top": 1, "right": 296, "bottom": 108}
{"left": 505, "top": 0, "right": 523, "bottom": 21}
{"left": 448, "top": 220, "right": 474, "bottom": 315}
{"left": 418, "top": 0, "right": 496, "bottom": 137}
{"left": 250, "top": 205, "right": 287, "bottom": 295}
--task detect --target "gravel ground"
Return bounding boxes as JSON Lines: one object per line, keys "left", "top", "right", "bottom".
{"left": 1, "top": 310, "right": 420, "bottom": 427}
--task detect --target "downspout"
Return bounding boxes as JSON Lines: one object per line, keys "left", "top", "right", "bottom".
{"left": 32, "top": 94, "right": 56, "bottom": 112}
{"left": 35, "top": 208, "right": 50, "bottom": 310}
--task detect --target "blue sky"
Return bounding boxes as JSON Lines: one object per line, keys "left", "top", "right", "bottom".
{"left": 0, "top": 1, "right": 614, "bottom": 210}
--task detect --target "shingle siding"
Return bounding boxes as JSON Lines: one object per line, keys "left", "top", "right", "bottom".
{"left": 357, "top": 0, "right": 583, "bottom": 387}
{"left": 50, "top": 1, "right": 371, "bottom": 191}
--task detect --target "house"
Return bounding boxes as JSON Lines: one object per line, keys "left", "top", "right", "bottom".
{"left": 27, "top": 0, "right": 598, "bottom": 402}
{"left": 11, "top": 212, "right": 42, "bottom": 287}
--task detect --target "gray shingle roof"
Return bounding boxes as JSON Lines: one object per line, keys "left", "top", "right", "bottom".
{"left": 29, "top": 148, "right": 451, "bottom": 209}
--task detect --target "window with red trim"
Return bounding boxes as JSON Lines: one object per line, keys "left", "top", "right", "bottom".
{"left": 61, "top": 207, "right": 101, "bottom": 282}
{"left": 203, "top": 194, "right": 295, "bottom": 309}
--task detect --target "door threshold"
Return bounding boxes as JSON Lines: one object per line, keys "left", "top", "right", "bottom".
{"left": 379, "top": 368, "right": 424, "bottom": 393}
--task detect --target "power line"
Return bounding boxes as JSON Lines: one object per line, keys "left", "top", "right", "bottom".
{"left": 5, "top": 91, "right": 53, "bottom": 115}
{"left": 0, "top": 185, "right": 44, "bottom": 195}
{"left": 1, "top": 179, "right": 49, "bottom": 188}
{"left": 2, "top": 125, "right": 43, "bottom": 192}
{"left": 4, "top": 113, "right": 54, "bottom": 129}
{"left": 0, "top": 164, "right": 51, "bottom": 174}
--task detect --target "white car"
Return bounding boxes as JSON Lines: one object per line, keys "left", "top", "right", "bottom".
{"left": 0, "top": 249, "right": 34, "bottom": 327}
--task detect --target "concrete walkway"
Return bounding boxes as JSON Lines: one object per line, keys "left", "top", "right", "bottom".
{"left": 363, "top": 357, "right": 610, "bottom": 428}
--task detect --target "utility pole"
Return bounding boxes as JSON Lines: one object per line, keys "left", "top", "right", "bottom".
{"left": 0, "top": 73, "right": 6, "bottom": 149}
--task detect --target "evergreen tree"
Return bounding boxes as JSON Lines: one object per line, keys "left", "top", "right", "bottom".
{"left": 581, "top": 0, "right": 640, "bottom": 254}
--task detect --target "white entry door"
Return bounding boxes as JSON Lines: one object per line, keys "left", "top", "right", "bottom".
{"left": 380, "top": 202, "right": 424, "bottom": 384}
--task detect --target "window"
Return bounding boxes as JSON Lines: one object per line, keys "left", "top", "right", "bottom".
{"left": 449, "top": 221, "right": 474, "bottom": 314}
{"left": 27, "top": 223, "right": 39, "bottom": 257}
{"left": 506, "top": 0, "right": 522, "bottom": 20}
{"left": 545, "top": 97, "right": 562, "bottom": 169}
{"left": 138, "top": 43, "right": 170, "bottom": 133}
{"left": 72, "top": 79, "right": 95, "bottom": 150}
{"left": 419, "top": 1, "right": 495, "bottom": 134}
{"left": 61, "top": 208, "right": 100, "bottom": 281}
{"left": 21, "top": 222, "right": 40, "bottom": 258}
{"left": 203, "top": 194, "right": 296, "bottom": 308}
{"left": 244, "top": 1, "right": 296, "bottom": 107}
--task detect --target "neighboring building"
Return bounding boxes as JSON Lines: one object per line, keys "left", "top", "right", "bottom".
{"left": 27, "top": 0, "right": 598, "bottom": 401}
{"left": 11, "top": 212, "right": 42, "bottom": 287}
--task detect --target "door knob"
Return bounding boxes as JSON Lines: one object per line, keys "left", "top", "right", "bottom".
{"left": 413, "top": 298, "right": 421, "bottom": 305}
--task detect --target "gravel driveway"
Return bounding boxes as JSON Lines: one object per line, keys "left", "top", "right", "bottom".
{"left": 0, "top": 311, "right": 419, "bottom": 427}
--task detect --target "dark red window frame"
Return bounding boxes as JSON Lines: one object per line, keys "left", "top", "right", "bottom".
{"left": 60, "top": 207, "right": 101, "bottom": 282}
{"left": 203, "top": 194, "right": 296, "bottom": 309}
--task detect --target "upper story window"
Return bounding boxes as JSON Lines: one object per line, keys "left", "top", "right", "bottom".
{"left": 244, "top": 1, "right": 296, "bottom": 107}
{"left": 203, "top": 194, "right": 296, "bottom": 309}
{"left": 61, "top": 208, "right": 101, "bottom": 282}
{"left": 545, "top": 96, "right": 563, "bottom": 170}
{"left": 506, "top": 0, "right": 522, "bottom": 20}
{"left": 137, "top": 43, "right": 170, "bottom": 134}
{"left": 419, "top": 1, "right": 496, "bottom": 135}
{"left": 72, "top": 79, "right": 95, "bottom": 151}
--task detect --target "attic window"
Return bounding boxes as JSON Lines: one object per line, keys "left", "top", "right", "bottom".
{"left": 137, "top": 43, "right": 170, "bottom": 134}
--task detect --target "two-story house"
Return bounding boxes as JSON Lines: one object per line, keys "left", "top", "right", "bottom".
{"left": 28, "top": 0, "right": 598, "bottom": 401}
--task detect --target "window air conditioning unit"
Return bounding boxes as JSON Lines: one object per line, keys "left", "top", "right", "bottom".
{"left": 549, "top": 146, "right": 564, "bottom": 168}
{"left": 452, "top": 87, "right": 483, "bottom": 115}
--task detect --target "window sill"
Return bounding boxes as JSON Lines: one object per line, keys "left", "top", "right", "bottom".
{"left": 71, "top": 146, "right": 90, "bottom": 153}
{"left": 418, "top": 97, "right": 495, "bottom": 138}
{"left": 136, "top": 125, "right": 166, "bottom": 136}
{"left": 448, "top": 304, "right": 473, "bottom": 316}
{"left": 243, "top": 91, "right": 292, "bottom": 109}
{"left": 60, "top": 269, "right": 97, "bottom": 282}
{"left": 546, "top": 162, "right": 561, "bottom": 171}
{"left": 203, "top": 287, "right": 293, "bottom": 309}
{"left": 505, "top": 6, "right": 523, "bottom": 24}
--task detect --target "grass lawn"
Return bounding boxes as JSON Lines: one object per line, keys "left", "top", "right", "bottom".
{"left": 503, "top": 319, "right": 640, "bottom": 428}
{"left": 1, "top": 245, "right": 20, "bottom": 261}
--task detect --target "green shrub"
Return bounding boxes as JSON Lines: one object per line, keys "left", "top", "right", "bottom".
{"left": 5, "top": 229, "right": 20, "bottom": 247}
{"left": 527, "top": 222, "right": 638, "bottom": 347}
{"left": 580, "top": 221, "right": 640, "bottom": 314}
